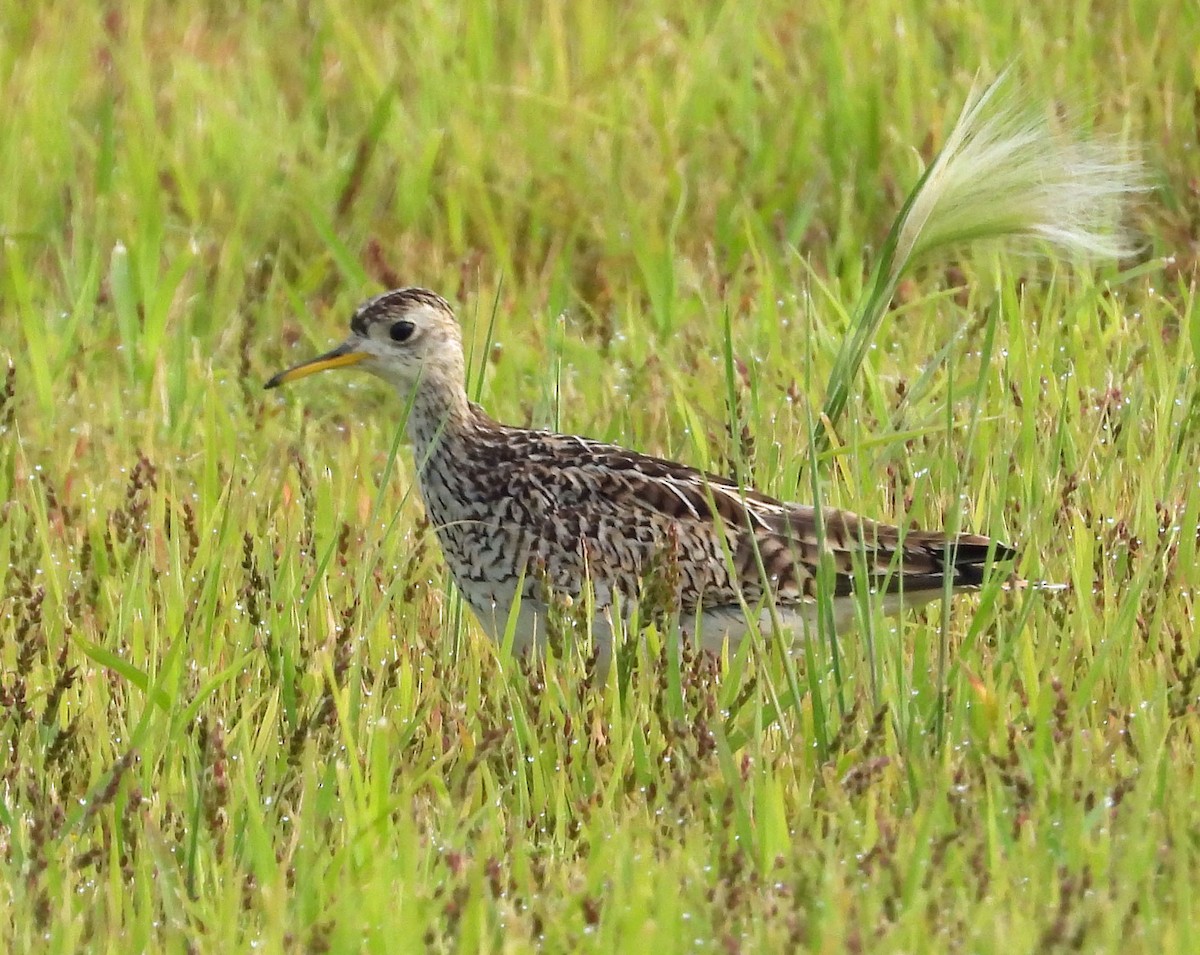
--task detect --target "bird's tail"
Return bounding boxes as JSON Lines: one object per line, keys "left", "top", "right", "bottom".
{"left": 820, "top": 68, "right": 1148, "bottom": 435}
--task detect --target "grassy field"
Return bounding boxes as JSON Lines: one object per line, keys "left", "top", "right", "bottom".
{"left": 1, "top": 1, "right": 1198, "bottom": 951}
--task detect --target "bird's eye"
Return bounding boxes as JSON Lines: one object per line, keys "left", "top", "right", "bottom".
{"left": 389, "top": 321, "right": 415, "bottom": 343}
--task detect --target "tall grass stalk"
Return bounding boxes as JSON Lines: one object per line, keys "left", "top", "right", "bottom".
{"left": 819, "top": 69, "right": 1147, "bottom": 443}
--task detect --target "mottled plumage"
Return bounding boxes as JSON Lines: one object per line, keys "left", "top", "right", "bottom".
{"left": 267, "top": 288, "right": 1014, "bottom": 655}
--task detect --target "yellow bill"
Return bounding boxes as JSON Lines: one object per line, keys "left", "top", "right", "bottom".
{"left": 265, "top": 342, "right": 366, "bottom": 389}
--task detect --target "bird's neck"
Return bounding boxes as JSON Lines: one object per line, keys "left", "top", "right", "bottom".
{"left": 404, "top": 370, "right": 479, "bottom": 465}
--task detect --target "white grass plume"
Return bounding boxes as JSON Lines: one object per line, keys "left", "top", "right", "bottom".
{"left": 897, "top": 71, "right": 1144, "bottom": 265}
{"left": 820, "top": 70, "right": 1148, "bottom": 437}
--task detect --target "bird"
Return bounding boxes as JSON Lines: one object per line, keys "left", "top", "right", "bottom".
{"left": 265, "top": 286, "right": 1014, "bottom": 658}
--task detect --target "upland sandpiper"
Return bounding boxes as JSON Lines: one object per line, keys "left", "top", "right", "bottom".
{"left": 266, "top": 286, "right": 1012, "bottom": 654}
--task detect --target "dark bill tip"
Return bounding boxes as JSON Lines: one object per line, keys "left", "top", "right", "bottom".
{"left": 263, "top": 342, "right": 365, "bottom": 390}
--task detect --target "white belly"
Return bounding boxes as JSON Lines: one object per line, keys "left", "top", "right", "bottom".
{"left": 458, "top": 588, "right": 953, "bottom": 663}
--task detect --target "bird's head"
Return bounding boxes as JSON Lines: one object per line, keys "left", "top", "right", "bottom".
{"left": 265, "top": 287, "right": 464, "bottom": 397}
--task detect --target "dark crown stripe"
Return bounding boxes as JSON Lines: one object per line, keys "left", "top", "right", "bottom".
{"left": 350, "top": 287, "right": 453, "bottom": 335}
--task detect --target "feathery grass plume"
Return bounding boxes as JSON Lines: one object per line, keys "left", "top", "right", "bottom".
{"left": 818, "top": 70, "right": 1147, "bottom": 443}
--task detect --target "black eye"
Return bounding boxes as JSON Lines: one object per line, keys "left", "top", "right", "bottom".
{"left": 389, "top": 321, "right": 415, "bottom": 343}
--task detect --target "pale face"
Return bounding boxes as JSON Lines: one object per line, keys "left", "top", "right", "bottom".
{"left": 265, "top": 288, "right": 464, "bottom": 396}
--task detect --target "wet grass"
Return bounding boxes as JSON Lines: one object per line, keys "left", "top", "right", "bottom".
{"left": 1, "top": 1, "right": 1199, "bottom": 951}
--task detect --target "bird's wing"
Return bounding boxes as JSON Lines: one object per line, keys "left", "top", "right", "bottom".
{"left": 506, "top": 430, "right": 1014, "bottom": 610}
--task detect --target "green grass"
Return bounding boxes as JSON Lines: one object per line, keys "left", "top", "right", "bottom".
{"left": 1, "top": 1, "right": 1198, "bottom": 951}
